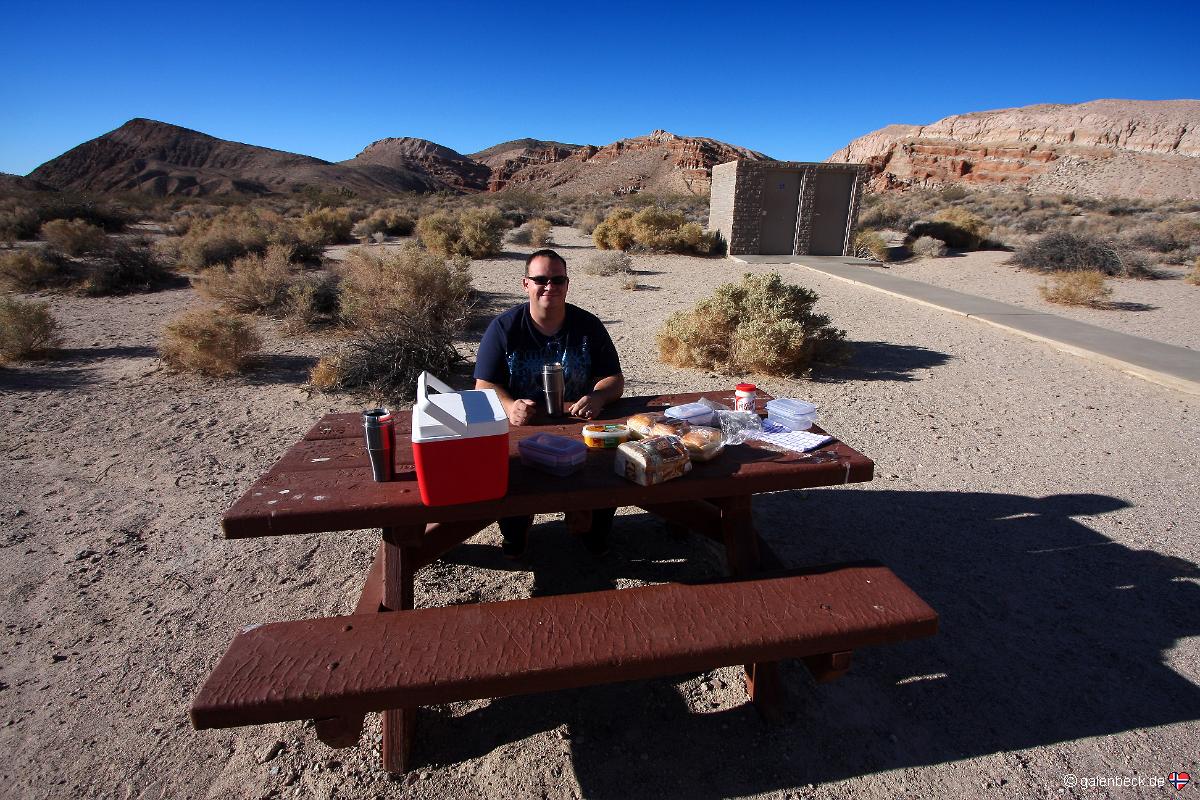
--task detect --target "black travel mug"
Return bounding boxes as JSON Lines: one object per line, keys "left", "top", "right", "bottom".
{"left": 362, "top": 408, "right": 394, "bottom": 481}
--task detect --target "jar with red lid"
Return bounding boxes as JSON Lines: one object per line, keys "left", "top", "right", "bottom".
{"left": 734, "top": 383, "right": 757, "bottom": 413}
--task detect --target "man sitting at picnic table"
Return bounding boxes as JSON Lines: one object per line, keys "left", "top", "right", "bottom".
{"left": 474, "top": 248, "right": 625, "bottom": 558}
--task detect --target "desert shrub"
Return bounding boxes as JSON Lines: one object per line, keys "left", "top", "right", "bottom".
{"left": 1124, "top": 218, "right": 1200, "bottom": 262}
{"left": 352, "top": 208, "right": 415, "bottom": 239}
{"left": 527, "top": 218, "right": 553, "bottom": 247}
{"left": 171, "top": 209, "right": 272, "bottom": 269}
{"left": 159, "top": 306, "right": 262, "bottom": 377}
{"left": 577, "top": 211, "right": 604, "bottom": 235}
{"left": 193, "top": 244, "right": 298, "bottom": 314}
{"left": 308, "top": 316, "right": 463, "bottom": 404}
{"left": 416, "top": 207, "right": 505, "bottom": 258}
{"left": 910, "top": 208, "right": 991, "bottom": 250}
{"left": 1039, "top": 270, "right": 1112, "bottom": 307}
{"left": 853, "top": 231, "right": 889, "bottom": 262}
{"left": 0, "top": 203, "right": 42, "bottom": 242}
{"left": 82, "top": 244, "right": 171, "bottom": 296}
{"left": 39, "top": 218, "right": 109, "bottom": 256}
{"left": 620, "top": 274, "right": 640, "bottom": 291}
{"left": 911, "top": 235, "right": 949, "bottom": 258}
{"left": 0, "top": 295, "right": 60, "bottom": 364}
{"left": 0, "top": 249, "right": 74, "bottom": 291}
{"left": 593, "top": 208, "right": 636, "bottom": 250}
{"left": 1186, "top": 258, "right": 1200, "bottom": 286}
{"left": 580, "top": 250, "right": 632, "bottom": 277}
{"left": 281, "top": 272, "right": 340, "bottom": 333}
{"left": 507, "top": 225, "right": 533, "bottom": 245}
{"left": 301, "top": 207, "right": 356, "bottom": 245}
{"left": 657, "top": 272, "right": 850, "bottom": 377}
{"left": 593, "top": 207, "right": 715, "bottom": 254}
{"left": 1013, "top": 232, "right": 1152, "bottom": 277}
{"left": 37, "top": 199, "right": 130, "bottom": 232}
{"left": 940, "top": 185, "right": 969, "bottom": 201}
{"left": 337, "top": 243, "right": 472, "bottom": 331}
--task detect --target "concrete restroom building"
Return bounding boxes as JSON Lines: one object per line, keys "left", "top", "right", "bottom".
{"left": 708, "top": 160, "right": 868, "bottom": 257}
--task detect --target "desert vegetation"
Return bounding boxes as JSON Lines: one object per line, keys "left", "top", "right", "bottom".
{"left": 658, "top": 272, "right": 850, "bottom": 376}
{"left": 0, "top": 294, "right": 60, "bottom": 364}
{"left": 416, "top": 207, "right": 506, "bottom": 258}
{"left": 593, "top": 206, "right": 717, "bottom": 254}
{"left": 852, "top": 231, "right": 889, "bottom": 262}
{"left": 1038, "top": 270, "right": 1113, "bottom": 307}
{"left": 159, "top": 306, "right": 262, "bottom": 377}
{"left": 1012, "top": 231, "right": 1153, "bottom": 278}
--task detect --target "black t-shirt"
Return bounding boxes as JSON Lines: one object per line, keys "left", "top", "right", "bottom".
{"left": 473, "top": 303, "right": 622, "bottom": 402}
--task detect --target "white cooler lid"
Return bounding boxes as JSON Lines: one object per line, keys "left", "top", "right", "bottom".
{"left": 412, "top": 372, "right": 508, "bottom": 443}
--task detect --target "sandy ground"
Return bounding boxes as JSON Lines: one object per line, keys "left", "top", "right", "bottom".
{"left": 874, "top": 248, "right": 1198, "bottom": 351}
{"left": 2, "top": 226, "right": 1198, "bottom": 799}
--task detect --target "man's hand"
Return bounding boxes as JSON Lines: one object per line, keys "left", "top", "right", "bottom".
{"left": 569, "top": 393, "right": 601, "bottom": 420}
{"left": 508, "top": 399, "right": 537, "bottom": 426}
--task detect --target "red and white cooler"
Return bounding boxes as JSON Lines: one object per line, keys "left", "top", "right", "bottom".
{"left": 411, "top": 371, "right": 509, "bottom": 506}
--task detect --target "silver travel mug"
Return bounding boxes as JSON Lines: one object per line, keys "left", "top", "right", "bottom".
{"left": 542, "top": 362, "right": 565, "bottom": 417}
{"left": 362, "top": 408, "right": 394, "bottom": 482}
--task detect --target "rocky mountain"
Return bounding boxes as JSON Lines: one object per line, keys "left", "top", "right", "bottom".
{"left": 474, "top": 130, "right": 771, "bottom": 195}
{"left": 827, "top": 99, "right": 1200, "bottom": 200}
{"left": 25, "top": 121, "right": 772, "bottom": 198}
{"left": 27, "top": 119, "right": 451, "bottom": 197}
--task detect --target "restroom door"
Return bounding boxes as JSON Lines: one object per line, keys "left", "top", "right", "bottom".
{"left": 760, "top": 170, "right": 801, "bottom": 255}
{"left": 809, "top": 171, "right": 854, "bottom": 255}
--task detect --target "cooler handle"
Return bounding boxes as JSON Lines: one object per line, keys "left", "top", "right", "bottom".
{"left": 416, "top": 371, "right": 468, "bottom": 434}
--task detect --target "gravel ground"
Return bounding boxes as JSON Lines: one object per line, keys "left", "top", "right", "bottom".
{"left": 1, "top": 226, "right": 1197, "bottom": 799}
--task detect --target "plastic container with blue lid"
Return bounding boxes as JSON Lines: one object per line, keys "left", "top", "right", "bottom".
{"left": 664, "top": 402, "right": 715, "bottom": 427}
{"left": 518, "top": 433, "right": 588, "bottom": 476}
{"left": 765, "top": 398, "right": 818, "bottom": 431}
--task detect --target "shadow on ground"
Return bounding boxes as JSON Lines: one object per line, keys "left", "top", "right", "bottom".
{"left": 419, "top": 489, "right": 1200, "bottom": 797}
{"left": 815, "top": 341, "right": 952, "bottom": 383}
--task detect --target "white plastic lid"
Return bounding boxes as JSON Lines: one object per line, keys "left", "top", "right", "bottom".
{"left": 412, "top": 372, "right": 508, "bottom": 443}
{"left": 665, "top": 402, "right": 715, "bottom": 424}
{"left": 765, "top": 398, "right": 817, "bottom": 417}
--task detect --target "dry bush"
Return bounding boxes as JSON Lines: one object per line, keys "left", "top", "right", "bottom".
{"left": 658, "top": 272, "right": 849, "bottom": 377}
{"left": 911, "top": 235, "right": 948, "bottom": 258}
{"left": 1039, "top": 270, "right": 1113, "bottom": 307}
{"left": 593, "top": 208, "right": 636, "bottom": 250}
{"left": 0, "top": 249, "right": 74, "bottom": 291}
{"left": 170, "top": 208, "right": 272, "bottom": 269}
{"left": 577, "top": 211, "right": 604, "bottom": 235}
{"left": 527, "top": 218, "right": 553, "bottom": 246}
{"left": 620, "top": 275, "right": 640, "bottom": 291}
{"left": 0, "top": 295, "right": 60, "bottom": 364}
{"left": 82, "top": 244, "right": 171, "bottom": 296}
{"left": 281, "top": 272, "right": 340, "bottom": 334}
{"left": 927, "top": 208, "right": 990, "bottom": 249}
{"left": 0, "top": 202, "right": 42, "bottom": 242}
{"left": 507, "top": 225, "right": 533, "bottom": 245}
{"left": 853, "top": 231, "right": 889, "bottom": 262}
{"left": 193, "top": 244, "right": 298, "bottom": 313}
{"left": 1123, "top": 218, "right": 1200, "bottom": 263}
{"left": 301, "top": 207, "right": 356, "bottom": 245}
{"left": 580, "top": 251, "right": 632, "bottom": 277}
{"left": 1013, "top": 231, "right": 1152, "bottom": 277}
{"left": 337, "top": 243, "right": 472, "bottom": 331}
{"left": 1186, "top": 258, "right": 1200, "bottom": 286}
{"left": 416, "top": 208, "right": 505, "bottom": 258}
{"left": 593, "top": 207, "right": 716, "bottom": 254}
{"left": 352, "top": 208, "right": 415, "bottom": 239}
{"left": 308, "top": 316, "right": 463, "bottom": 404}
{"left": 40, "top": 218, "right": 109, "bottom": 256}
{"left": 159, "top": 306, "right": 262, "bottom": 377}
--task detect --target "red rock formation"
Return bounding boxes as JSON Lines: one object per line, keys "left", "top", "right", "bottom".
{"left": 828, "top": 99, "right": 1200, "bottom": 200}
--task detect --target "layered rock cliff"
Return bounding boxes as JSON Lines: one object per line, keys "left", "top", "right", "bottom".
{"left": 828, "top": 99, "right": 1200, "bottom": 199}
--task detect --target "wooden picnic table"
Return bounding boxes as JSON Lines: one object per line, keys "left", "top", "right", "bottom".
{"left": 218, "top": 390, "right": 876, "bottom": 771}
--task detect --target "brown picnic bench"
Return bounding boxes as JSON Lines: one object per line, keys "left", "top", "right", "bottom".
{"left": 190, "top": 391, "right": 938, "bottom": 773}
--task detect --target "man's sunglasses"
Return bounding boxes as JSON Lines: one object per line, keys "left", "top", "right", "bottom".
{"left": 526, "top": 275, "right": 569, "bottom": 286}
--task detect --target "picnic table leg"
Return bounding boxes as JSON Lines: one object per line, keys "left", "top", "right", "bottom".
{"left": 381, "top": 525, "right": 419, "bottom": 774}
{"left": 712, "top": 496, "right": 785, "bottom": 721}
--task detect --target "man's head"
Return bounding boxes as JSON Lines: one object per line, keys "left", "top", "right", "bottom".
{"left": 523, "top": 249, "right": 569, "bottom": 313}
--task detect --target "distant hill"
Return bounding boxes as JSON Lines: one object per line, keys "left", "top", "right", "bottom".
{"left": 827, "top": 99, "right": 1200, "bottom": 200}
{"left": 25, "top": 120, "right": 773, "bottom": 198}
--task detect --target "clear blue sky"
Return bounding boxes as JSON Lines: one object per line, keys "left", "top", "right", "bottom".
{"left": 2, "top": 0, "right": 1197, "bottom": 176}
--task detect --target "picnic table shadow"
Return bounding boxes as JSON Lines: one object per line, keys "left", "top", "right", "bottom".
{"left": 419, "top": 489, "right": 1200, "bottom": 797}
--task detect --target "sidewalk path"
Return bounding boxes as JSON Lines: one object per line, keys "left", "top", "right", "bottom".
{"left": 731, "top": 254, "right": 1200, "bottom": 396}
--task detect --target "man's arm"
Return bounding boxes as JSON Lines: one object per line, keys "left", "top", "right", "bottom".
{"left": 568, "top": 373, "right": 624, "bottom": 419}
{"left": 476, "top": 378, "right": 537, "bottom": 426}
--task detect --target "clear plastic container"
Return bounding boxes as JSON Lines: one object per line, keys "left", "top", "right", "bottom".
{"left": 582, "top": 423, "right": 631, "bottom": 449}
{"left": 518, "top": 433, "right": 588, "bottom": 476}
{"left": 664, "top": 402, "right": 716, "bottom": 427}
{"left": 765, "top": 398, "right": 818, "bottom": 431}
